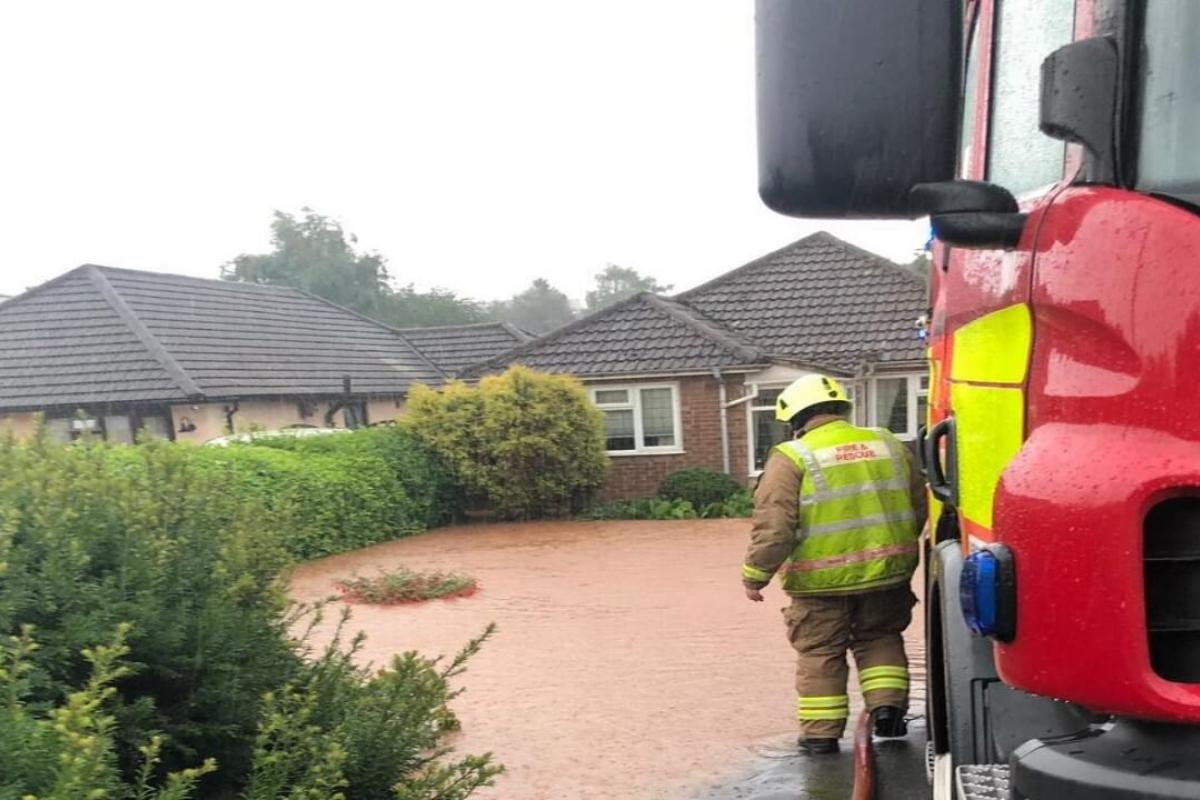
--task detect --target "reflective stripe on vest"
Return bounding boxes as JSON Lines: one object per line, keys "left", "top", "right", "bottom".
{"left": 773, "top": 421, "right": 919, "bottom": 595}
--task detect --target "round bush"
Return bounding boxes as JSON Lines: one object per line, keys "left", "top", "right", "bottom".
{"left": 657, "top": 468, "right": 743, "bottom": 508}
{"left": 405, "top": 367, "right": 608, "bottom": 519}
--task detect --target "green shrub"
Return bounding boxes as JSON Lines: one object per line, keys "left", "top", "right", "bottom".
{"left": 581, "top": 490, "right": 753, "bottom": 520}
{"left": 405, "top": 367, "right": 608, "bottom": 519}
{"left": 0, "top": 624, "right": 216, "bottom": 800}
{"left": 191, "top": 445, "right": 410, "bottom": 561}
{"left": 0, "top": 430, "right": 497, "bottom": 799}
{"left": 700, "top": 490, "right": 754, "bottom": 519}
{"left": 657, "top": 468, "right": 744, "bottom": 509}
{"left": 271, "top": 613, "right": 502, "bottom": 800}
{"left": 242, "top": 427, "right": 457, "bottom": 530}
{"left": 0, "top": 434, "right": 295, "bottom": 794}
{"left": 336, "top": 568, "right": 478, "bottom": 605}
{"left": 185, "top": 425, "right": 457, "bottom": 561}
{"left": 579, "top": 497, "right": 698, "bottom": 520}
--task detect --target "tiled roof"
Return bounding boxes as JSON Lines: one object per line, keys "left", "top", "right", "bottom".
{"left": 677, "top": 232, "right": 926, "bottom": 369}
{"left": 396, "top": 322, "right": 532, "bottom": 375}
{"left": 464, "top": 293, "right": 770, "bottom": 378}
{"left": 0, "top": 265, "right": 445, "bottom": 412}
{"left": 470, "top": 232, "right": 926, "bottom": 378}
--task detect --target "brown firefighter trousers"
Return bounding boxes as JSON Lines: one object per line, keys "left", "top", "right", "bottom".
{"left": 783, "top": 584, "right": 916, "bottom": 738}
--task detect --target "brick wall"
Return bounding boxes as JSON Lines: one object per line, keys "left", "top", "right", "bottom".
{"left": 596, "top": 374, "right": 750, "bottom": 501}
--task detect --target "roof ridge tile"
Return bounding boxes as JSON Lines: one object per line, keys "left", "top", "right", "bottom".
{"left": 642, "top": 295, "right": 763, "bottom": 363}
{"left": 84, "top": 266, "right": 202, "bottom": 399}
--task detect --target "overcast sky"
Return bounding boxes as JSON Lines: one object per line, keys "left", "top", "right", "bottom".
{"left": 0, "top": 1, "right": 925, "bottom": 303}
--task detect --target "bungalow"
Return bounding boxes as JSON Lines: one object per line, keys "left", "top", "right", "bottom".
{"left": 466, "top": 232, "right": 928, "bottom": 500}
{"left": 0, "top": 266, "right": 525, "bottom": 442}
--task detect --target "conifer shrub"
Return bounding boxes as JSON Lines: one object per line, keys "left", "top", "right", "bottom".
{"left": 0, "top": 430, "right": 498, "bottom": 799}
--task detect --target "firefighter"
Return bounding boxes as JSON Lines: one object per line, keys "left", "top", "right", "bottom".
{"left": 742, "top": 374, "right": 927, "bottom": 755}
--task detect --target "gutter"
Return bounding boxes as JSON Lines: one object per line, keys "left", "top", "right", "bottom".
{"left": 723, "top": 383, "right": 760, "bottom": 410}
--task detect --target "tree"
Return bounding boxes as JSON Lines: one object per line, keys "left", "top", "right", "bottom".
{"left": 222, "top": 209, "right": 392, "bottom": 318}
{"left": 489, "top": 278, "right": 574, "bottom": 334}
{"left": 224, "top": 210, "right": 492, "bottom": 328}
{"left": 901, "top": 251, "right": 932, "bottom": 285}
{"left": 585, "top": 264, "right": 672, "bottom": 311}
{"left": 382, "top": 285, "right": 487, "bottom": 328}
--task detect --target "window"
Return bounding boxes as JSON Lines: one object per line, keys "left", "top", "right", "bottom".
{"left": 748, "top": 382, "right": 862, "bottom": 473}
{"left": 987, "top": 0, "right": 1075, "bottom": 194}
{"left": 869, "top": 375, "right": 928, "bottom": 441}
{"left": 959, "top": 6, "right": 985, "bottom": 177}
{"left": 1136, "top": 1, "right": 1200, "bottom": 209}
{"left": 141, "top": 415, "right": 171, "bottom": 440}
{"left": 45, "top": 417, "right": 71, "bottom": 443}
{"left": 343, "top": 402, "right": 368, "bottom": 430}
{"left": 105, "top": 415, "right": 134, "bottom": 444}
{"left": 751, "top": 389, "right": 791, "bottom": 472}
{"left": 45, "top": 408, "right": 174, "bottom": 444}
{"left": 590, "top": 384, "right": 681, "bottom": 455}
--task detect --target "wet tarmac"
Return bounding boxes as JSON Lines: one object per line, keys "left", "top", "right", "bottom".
{"left": 688, "top": 720, "right": 930, "bottom": 800}
{"left": 289, "top": 519, "right": 927, "bottom": 800}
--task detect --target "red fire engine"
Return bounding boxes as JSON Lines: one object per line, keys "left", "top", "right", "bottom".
{"left": 756, "top": 1, "right": 1200, "bottom": 798}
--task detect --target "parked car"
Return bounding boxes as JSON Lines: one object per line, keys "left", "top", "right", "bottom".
{"left": 203, "top": 426, "right": 353, "bottom": 447}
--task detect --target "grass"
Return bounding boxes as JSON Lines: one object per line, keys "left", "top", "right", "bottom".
{"left": 336, "top": 567, "right": 479, "bottom": 605}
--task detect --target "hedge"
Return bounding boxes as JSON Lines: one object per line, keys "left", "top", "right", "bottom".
{"left": 205, "top": 427, "right": 456, "bottom": 560}
{"left": 0, "top": 429, "right": 498, "bottom": 799}
{"left": 241, "top": 427, "right": 456, "bottom": 532}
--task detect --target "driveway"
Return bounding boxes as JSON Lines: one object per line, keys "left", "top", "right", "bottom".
{"left": 289, "top": 519, "right": 926, "bottom": 800}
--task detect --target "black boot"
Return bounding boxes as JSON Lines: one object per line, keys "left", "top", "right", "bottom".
{"left": 873, "top": 706, "right": 908, "bottom": 738}
{"left": 797, "top": 737, "right": 840, "bottom": 755}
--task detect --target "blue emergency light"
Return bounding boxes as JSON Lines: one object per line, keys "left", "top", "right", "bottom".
{"left": 960, "top": 544, "right": 1017, "bottom": 642}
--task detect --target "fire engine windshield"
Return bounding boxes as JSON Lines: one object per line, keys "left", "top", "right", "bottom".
{"left": 1136, "top": 1, "right": 1200, "bottom": 209}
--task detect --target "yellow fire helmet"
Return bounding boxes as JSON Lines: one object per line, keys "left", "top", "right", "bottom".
{"left": 775, "top": 374, "right": 851, "bottom": 423}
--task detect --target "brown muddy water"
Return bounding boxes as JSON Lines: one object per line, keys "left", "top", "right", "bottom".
{"left": 289, "top": 520, "right": 926, "bottom": 800}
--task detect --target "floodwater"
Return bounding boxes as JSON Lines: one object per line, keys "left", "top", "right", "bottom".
{"left": 289, "top": 520, "right": 926, "bottom": 800}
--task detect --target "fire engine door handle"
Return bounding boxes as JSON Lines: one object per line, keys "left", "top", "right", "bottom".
{"left": 923, "top": 417, "right": 958, "bottom": 506}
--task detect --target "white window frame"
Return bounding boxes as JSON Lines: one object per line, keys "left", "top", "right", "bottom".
{"left": 746, "top": 383, "right": 789, "bottom": 477}
{"left": 868, "top": 374, "right": 928, "bottom": 442}
{"left": 745, "top": 381, "right": 864, "bottom": 476}
{"left": 589, "top": 382, "right": 684, "bottom": 457}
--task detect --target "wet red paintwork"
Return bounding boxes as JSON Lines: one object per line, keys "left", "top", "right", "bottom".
{"left": 928, "top": 0, "right": 1200, "bottom": 727}
{"left": 288, "top": 520, "right": 927, "bottom": 799}
{"left": 994, "top": 187, "right": 1200, "bottom": 722}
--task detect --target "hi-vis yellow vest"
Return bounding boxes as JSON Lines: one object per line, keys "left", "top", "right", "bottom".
{"left": 775, "top": 421, "right": 919, "bottom": 595}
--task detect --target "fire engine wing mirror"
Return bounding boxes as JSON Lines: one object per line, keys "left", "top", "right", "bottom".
{"left": 755, "top": 0, "right": 961, "bottom": 219}
{"left": 910, "top": 181, "right": 1028, "bottom": 250}
{"left": 910, "top": 181, "right": 1018, "bottom": 215}
{"left": 1040, "top": 36, "right": 1119, "bottom": 184}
